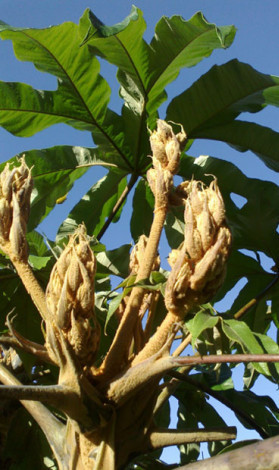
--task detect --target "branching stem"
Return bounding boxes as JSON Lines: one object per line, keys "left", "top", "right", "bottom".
{"left": 97, "top": 202, "right": 169, "bottom": 380}
{"left": 132, "top": 311, "right": 181, "bottom": 366}
{"left": 0, "top": 362, "right": 67, "bottom": 465}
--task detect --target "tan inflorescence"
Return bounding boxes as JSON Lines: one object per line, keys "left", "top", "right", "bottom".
{"left": 0, "top": 157, "right": 33, "bottom": 261}
{"left": 45, "top": 226, "right": 100, "bottom": 366}
{"left": 129, "top": 234, "right": 160, "bottom": 275}
{"left": 147, "top": 120, "right": 187, "bottom": 206}
{"left": 165, "top": 179, "right": 231, "bottom": 316}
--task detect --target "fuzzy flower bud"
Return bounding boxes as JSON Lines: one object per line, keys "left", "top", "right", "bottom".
{"left": 149, "top": 120, "right": 187, "bottom": 175}
{"left": 129, "top": 234, "right": 160, "bottom": 275}
{"left": 0, "top": 157, "right": 32, "bottom": 261}
{"left": 45, "top": 225, "right": 100, "bottom": 366}
{"left": 165, "top": 178, "right": 231, "bottom": 316}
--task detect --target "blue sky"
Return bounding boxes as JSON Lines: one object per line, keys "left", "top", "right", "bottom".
{"left": 0, "top": 1, "right": 279, "bottom": 465}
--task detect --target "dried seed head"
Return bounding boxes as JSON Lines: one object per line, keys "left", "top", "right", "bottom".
{"left": 0, "top": 156, "right": 32, "bottom": 260}
{"left": 45, "top": 225, "right": 100, "bottom": 366}
{"left": 165, "top": 178, "right": 231, "bottom": 316}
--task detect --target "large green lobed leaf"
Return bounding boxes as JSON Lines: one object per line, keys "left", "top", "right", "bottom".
{"left": 81, "top": 8, "right": 236, "bottom": 115}
{"left": 167, "top": 60, "right": 279, "bottom": 171}
{"left": 0, "top": 20, "right": 112, "bottom": 135}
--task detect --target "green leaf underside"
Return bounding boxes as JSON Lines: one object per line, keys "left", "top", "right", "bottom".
{"left": 96, "top": 244, "right": 131, "bottom": 278}
{"left": 221, "top": 319, "right": 270, "bottom": 375}
{"left": 197, "top": 120, "right": 279, "bottom": 172}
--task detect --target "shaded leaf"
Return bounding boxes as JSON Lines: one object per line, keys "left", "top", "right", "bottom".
{"left": 96, "top": 244, "right": 131, "bottom": 278}
{"left": 131, "top": 178, "right": 154, "bottom": 242}
{"left": 0, "top": 145, "right": 118, "bottom": 232}
{"left": 215, "top": 389, "right": 279, "bottom": 437}
{"left": 198, "top": 120, "right": 279, "bottom": 172}
{"left": 57, "top": 170, "right": 127, "bottom": 239}
{"left": 3, "top": 408, "right": 56, "bottom": 470}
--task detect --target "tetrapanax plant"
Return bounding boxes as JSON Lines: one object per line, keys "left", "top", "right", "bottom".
{"left": 0, "top": 7, "right": 279, "bottom": 470}
{"left": 0, "top": 121, "right": 237, "bottom": 470}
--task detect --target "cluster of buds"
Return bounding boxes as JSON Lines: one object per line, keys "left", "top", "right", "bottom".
{"left": 0, "top": 157, "right": 32, "bottom": 261}
{"left": 147, "top": 121, "right": 187, "bottom": 206}
{"left": 45, "top": 226, "right": 100, "bottom": 367}
{"left": 165, "top": 179, "right": 231, "bottom": 317}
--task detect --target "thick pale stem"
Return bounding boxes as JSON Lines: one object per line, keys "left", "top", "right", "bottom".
{"left": 11, "top": 256, "right": 49, "bottom": 321}
{"left": 132, "top": 311, "right": 181, "bottom": 366}
{"left": 0, "top": 384, "right": 74, "bottom": 403}
{"left": 97, "top": 204, "right": 168, "bottom": 380}
{"left": 175, "top": 435, "right": 279, "bottom": 470}
{"left": 148, "top": 426, "right": 236, "bottom": 449}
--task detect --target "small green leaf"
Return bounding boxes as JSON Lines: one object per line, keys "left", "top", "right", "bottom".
{"left": 28, "top": 255, "right": 52, "bottom": 270}
{"left": 185, "top": 310, "right": 219, "bottom": 349}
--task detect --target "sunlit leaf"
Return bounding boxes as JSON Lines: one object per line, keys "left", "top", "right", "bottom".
{"left": 185, "top": 309, "right": 219, "bottom": 349}
{"left": 167, "top": 60, "right": 279, "bottom": 170}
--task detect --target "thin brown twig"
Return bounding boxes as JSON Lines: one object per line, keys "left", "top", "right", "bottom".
{"left": 234, "top": 273, "right": 279, "bottom": 319}
{"left": 175, "top": 353, "right": 279, "bottom": 367}
{"left": 172, "top": 333, "right": 192, "bottom": 357}
{"left": 170, "top": 370, "right": 269, "bottom": 439}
